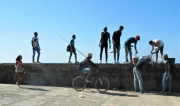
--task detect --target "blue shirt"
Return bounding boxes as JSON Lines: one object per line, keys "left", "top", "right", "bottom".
{"left": 70, "top": 39, "right": 75, "bottom": 49}
{"left": 125, "top": 37, "right": 137, "bottom": 45}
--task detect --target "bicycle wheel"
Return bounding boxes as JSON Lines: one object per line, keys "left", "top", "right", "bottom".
{"left": 72, "top": 76, "right": 86, "bottom": 91}
{"left": 95, "top": 77, "right": 110, "bottom": 92}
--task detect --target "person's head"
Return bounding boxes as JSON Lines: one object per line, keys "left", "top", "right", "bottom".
{"left": 162, "top": 54, "right": 169, "bottom": 60}
{"left": 72, "top": 35, "right": 76, "bottom": 39}
{"left": 119, "top": 26, "right": 124, "bottom": 31}
{"left": 34, "top": 32, "right": 38, "bottom": 37}
{"left": 149, "top": 40, "right": 155, "bottom": 46}
{"left": 87, "top": 53, "right": 93, "bottom": 59}
{"left": 103, "top": 27, "right": 107, "bottom": 32}
{"left": 16, "top": 55, "right": 22, "bottom": 61}
{"left": 135, "top": 35, "right": 140, "bottom": 41}
{"left": 146, "top": 58, "right": 151, "bottom": 63}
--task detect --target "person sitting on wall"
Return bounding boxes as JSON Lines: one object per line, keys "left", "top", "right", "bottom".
{"left": 133, "top": 57, "right": 151, "bottom": 94}
{"left": 77, "top": 53, "right": 99, "bottom": 82}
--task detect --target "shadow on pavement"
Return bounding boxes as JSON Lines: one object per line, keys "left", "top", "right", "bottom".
{"left": 150, "top": 92, "right": 180, "bottom": 97}
{"left": 20, "top": 87, "right": 50, "bottom": 91}
{"left": 89, "top": 91, "right": 139, "bottom": 97}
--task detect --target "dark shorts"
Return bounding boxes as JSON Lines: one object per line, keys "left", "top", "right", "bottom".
{"left": 70, "top": 50, "right": 76, "bottom": 56}
{"left": 156, "top": 46, "right": 164, "bottom": 54}
{"left": 101, "top": 43, "right": 108, "bottom": 48}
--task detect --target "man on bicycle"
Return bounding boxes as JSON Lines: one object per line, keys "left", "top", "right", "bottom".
{"left": 78, "top": 53, "right": 99, "bottom": 82}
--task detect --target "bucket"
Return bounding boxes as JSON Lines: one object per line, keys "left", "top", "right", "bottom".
{"left": 142, "top": 54, "right": 154, "bottom": 63}
{"left": 132, "top": 54, "right": 139, "bottom": 63}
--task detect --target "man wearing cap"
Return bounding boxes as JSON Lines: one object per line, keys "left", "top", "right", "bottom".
{"left": 32, "top": 32, "right": 41, "bottom": 63}
{"left": 149, "top": 39, "right": 164, "bottom": 63}
{"left": 124, "top": 35, "right": 140, "bottom": 63}
{"left": 159, "top": 54, "right": 173, "bottom": 95}
{"left": 99, "top": 27, "right": 111, "bottom": 64}
{"left": 133, "top": 57, "right": 151, "bottom": 94}
{"left": 112, "top": 26, "right": 124, "bottom": 64}
{"left": 78, "top": 53, "right": 99, "bottom": 82}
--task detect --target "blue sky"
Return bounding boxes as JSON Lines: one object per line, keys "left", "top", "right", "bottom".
{"left": 0, "top": 0, "right": 179, "bottom": 63}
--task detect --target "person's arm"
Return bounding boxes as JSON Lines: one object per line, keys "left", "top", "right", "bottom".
{"left": 108, "top": 33, "right": 111, "bottom": 49}
{"left": 125, "top": 41, "right": 130, "bottom": 45}
{"left": 89, "top": 59, "right": 98, "bottom": 68}
{"left": 37, "top": 39, "right": 41, "bottom": 49}
{"left": 31, "top": 38, "right": 34, "bottom": 49}
{"left": 153, "top": 41, "right": 160, "bottom": 53}
{"left": 112, "top": 32, "right": 115, "bottom": 45}
{"left": 134, "top": 43, "right": 138, "bottom": 54}
{"left": 99, "top": 33, "right": 103, "bottom": 47}
{"left": 15, "top": 61, "right": 18, "bottom": 67}
{"left": 151, "top": 46, "right": 154, "bottom": 54}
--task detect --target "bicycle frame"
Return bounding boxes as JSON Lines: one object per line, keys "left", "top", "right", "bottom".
{"left": 72, "top": 68, "right": 109, "bottom": 92}
{"left": 86, "top": 69, "right": 102, "bottom": 83}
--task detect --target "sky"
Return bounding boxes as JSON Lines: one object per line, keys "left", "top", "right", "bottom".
{"left": 0, "top": 0, "right": 179, "bottom": 63}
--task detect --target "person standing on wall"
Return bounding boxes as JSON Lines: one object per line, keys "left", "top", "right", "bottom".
{"left": 112, "top": 26, "right": 124, "bottom": 64}
{"left": 68, "top": 35, "right": 79, "bottom": 64}
{"left": 133, "top": 57, "right": 151, "bottom": 94}
{"left": 124, "top": 35, "right": 140, "bottom": 63}
{"left": 32, "top": 32, "right": 41, "bottom": 63}
{"left": 15, "top": 55, "right": 25, "bottom": 87}
{"left": 149, "top": 39, "right": 164, "bottom": 63}
{"left": 99, "top": 27, "right": 111, "bottom": 64}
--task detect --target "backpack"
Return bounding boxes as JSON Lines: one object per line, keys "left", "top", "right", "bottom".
{"left": 66, "top": 45, "right": 70, "bottom": 52}
{"left": 77, "top": 62, "right": 82, "bottom": 71}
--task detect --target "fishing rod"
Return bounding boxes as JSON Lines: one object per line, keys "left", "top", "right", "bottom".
{"left": 57, "top": 34, "right": 87, "bottom": 57}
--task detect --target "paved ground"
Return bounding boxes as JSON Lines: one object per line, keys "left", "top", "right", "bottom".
{"left": 0, "top": 84, "right": 179, "bottom": 106}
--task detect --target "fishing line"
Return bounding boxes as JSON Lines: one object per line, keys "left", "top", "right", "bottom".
{"left": 57, "top": 34, "right": 87, "bottom": 57}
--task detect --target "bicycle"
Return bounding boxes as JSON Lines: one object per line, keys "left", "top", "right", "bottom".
{"left": 72, "top": 69, "right": 110, "bottom": 92}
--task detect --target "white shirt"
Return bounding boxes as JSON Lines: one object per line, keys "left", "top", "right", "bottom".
{"left": 32, "top": 37, "right": 39, "bottom": 47}
{"left": 153, "top": 39, "right": 164, "bottom": 47}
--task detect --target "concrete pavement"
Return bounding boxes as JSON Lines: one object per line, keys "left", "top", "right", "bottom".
{"left": 0, "top": 84, "right": 179, "bottom": 106}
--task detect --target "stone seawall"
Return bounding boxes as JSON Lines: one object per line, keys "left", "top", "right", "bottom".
{"left": 0, "top": 63, "right": 180, "bottom": 92}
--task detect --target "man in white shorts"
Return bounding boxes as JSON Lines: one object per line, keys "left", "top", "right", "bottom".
{"left": 149, "top": 39, "right": 164, "bottom": 62}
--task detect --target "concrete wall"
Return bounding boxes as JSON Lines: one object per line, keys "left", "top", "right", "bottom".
{"left": 0, "top": 63, "right": 180, "bottom": 92}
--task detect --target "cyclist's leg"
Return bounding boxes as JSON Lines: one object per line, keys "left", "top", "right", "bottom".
{"left": 81, "top": 68, "right": 91, "bottom": 80}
